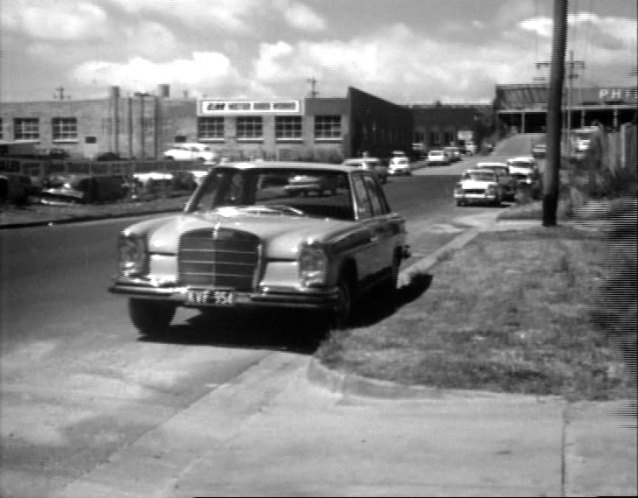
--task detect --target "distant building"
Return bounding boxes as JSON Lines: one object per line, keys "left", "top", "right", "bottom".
{"left": 0, "top": 85, "right": 413, "bottom": 162}
{"left": 494, "top": 84, "right": 637, "bottom": 134}
{"left": 408, "top": 103, "right": 493, "bottom": 154}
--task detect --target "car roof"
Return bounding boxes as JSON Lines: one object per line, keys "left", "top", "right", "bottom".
{"left": 464, "top": 169, "right": 496, "bottom": 175}
{"left": 477, "top": 162, "right": 507, "bottom": 167}
{"left": 218, "top": 161, "right": 357, "bottom": 174}
{"left": 343, "top": 157, "right": 381, "bottom": 162}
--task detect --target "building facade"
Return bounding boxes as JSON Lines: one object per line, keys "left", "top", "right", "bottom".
{"left": 409, "top": 103, "right": 494, "bottom": 153}
{"left": 0, "top": 85, "right": 413, "bottom": 163}
{"left": 495, "top": 84, "right": 637, "bottom": 134}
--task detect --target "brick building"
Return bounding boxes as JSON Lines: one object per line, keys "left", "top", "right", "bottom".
{"left": 0, "top": 85, "right": 413, "bottom": 162}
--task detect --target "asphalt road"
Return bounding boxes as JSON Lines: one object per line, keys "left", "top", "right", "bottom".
{"left": 0, "top": 152, "right": 515, "bottom": 498}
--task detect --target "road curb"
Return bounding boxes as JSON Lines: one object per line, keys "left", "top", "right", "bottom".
{"left": 306, "top": 357, "right": 555, "bottom": 401}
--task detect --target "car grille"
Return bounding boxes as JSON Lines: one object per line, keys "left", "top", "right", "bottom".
{"left": 178, "top": 228, "right": 263, "bottom": 290}
{"left": 464, "top": 189, "right": 485, "bottom": 194}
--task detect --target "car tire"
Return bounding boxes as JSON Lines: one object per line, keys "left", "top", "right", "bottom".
{"left": 331, "top": 272, "right": 354, "bottom": 330}
{"left": 128, "top": 299, "right": 176, "bottom": 336}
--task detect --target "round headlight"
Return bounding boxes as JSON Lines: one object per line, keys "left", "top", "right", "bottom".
{"left": 117, "top": 233, "right": 146, "bottom": 276}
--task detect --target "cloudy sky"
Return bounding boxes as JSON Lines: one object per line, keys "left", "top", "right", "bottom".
{"left": 1, "top": 0, "right": 636, "bottom": 104}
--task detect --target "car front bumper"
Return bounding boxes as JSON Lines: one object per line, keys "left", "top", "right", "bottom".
{"left": 454, "top": 190, "right": 498, "bottom": 203}
{"left": 109, "top": 278, "right": 341, "bottom": 311}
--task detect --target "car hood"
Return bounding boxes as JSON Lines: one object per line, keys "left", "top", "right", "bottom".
{"left": 460, "top": 179, "right": 496, "bottom": 188}
{"left": 127, "top": 208, "right": 356, "bottom": 259}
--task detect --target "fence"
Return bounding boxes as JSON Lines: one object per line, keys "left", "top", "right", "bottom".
{"left": 0, "top": 158, "right": 208, "bottom": 185}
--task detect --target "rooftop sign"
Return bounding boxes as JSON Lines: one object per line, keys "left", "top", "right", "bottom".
{"left": 199, "top": 100, "right": 301, "bottom": 115}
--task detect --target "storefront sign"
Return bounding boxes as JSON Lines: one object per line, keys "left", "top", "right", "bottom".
{"left": 200, "top": 100, "right": 301, "bottom": 115}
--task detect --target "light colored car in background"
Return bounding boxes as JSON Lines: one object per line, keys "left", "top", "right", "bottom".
{"left": 342, "top": 157, "right": 389, "bottom": 184}
{"left": 284, "top": 173, "right": 338, "bottom": 196}
{"left": 531, "top": 142, "right": 547, "bottom": 158}
{"left": 476, "top": 162, "right": 517, "bottom": 202}
{"left": 511, "top": 170, "right": 542, "bottom": 201}
{"left": 454, "top": 169, "right": 504, "bottom": 206}
{"left": 109, "top": 161, "right": 410, "bottom": 335}
{"left": 443, "top": 146, "right": 462, "bottom": 162}
{"left": 388, "top": 155, "right": 412, "bottom": 176}
{"left": 163, "top": 142, "right": 217, "bottom": 162}
{"left": 426, "top": 149, "right": 450, "bottom": 166}
{"left": 506, "top": 156, "right": 538, "bottom": 176}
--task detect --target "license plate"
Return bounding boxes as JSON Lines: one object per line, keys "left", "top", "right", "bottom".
{"left": 186, "top": 289, "right": 236, "bottom": 305}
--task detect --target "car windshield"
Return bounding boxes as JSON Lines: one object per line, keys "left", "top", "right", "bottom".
{"left": 187, "top": 167, "right": 355, "bottom": 220}
{"left": 464, "top": 172, "right": 495, "bottom": 182}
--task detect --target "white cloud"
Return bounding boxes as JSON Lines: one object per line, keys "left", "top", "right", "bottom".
{"left": 122, "top": 21, "right": 179, "bottom": 58}
{"left": 72, "top": 52, "right": 238, "bottom": 92}
{"left": 1, "top": 0, "right": 108, "bottom": 40}
{"left": 107, "top": 0, "right": 262, "bottom": 32}
{"left": 250, "top": 23, "right": 538, "bottom": 102}
{"left": 283, "top": 3, "right": 326, "bottom": 32}
{"left": 519, "top": 17, "right": 553, "bottom": 38}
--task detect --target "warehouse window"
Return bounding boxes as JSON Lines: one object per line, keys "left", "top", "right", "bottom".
{"left": 52, "top": 117, "right": 78, "bottom": 141}
{"left": 314, "top": 115, "right": 341, "bottom": 140}
{"left": 14, "top": 118, "right": 39, "bottom": 140}
{"left": 237, "top": 116, "right": 262, "bottom": 140}
{"left": 275, "top": 116, "right": 302, "bottom": 140}
{"left": 198, "top": 117, "right": 224, "bottom": 141}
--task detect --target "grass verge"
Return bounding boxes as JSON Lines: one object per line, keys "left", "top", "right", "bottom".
{"left": 316, "top": 218, "right": 636, "bottom": 401}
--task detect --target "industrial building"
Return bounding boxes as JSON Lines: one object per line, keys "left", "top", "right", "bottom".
{"left": 0, "top": 85, "right": 413, "bottom": 162}
{"left": 494, "top": 84, "right": 637, "bottom": 134}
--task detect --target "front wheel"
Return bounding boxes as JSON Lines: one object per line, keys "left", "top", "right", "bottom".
{"left": 128, "top": 299, "right": 176, "bottom": 336}
{"left": 331, "top": 275, "right": 354, "bottom": 330}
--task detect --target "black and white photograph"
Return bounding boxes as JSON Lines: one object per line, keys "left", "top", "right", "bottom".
{"left": 1, "top": 1, "right": 636, "bottom": 496}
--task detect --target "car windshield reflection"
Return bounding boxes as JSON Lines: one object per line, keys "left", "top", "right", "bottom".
{"left": 188, "top": 167, "right": 354, "bottom": 220}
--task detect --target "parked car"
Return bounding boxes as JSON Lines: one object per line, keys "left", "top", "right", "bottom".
{"left": 38, "top": 148, "right": 70, "bottom": 160}
{"left": 0, "top": 173, "right": 35, "bottom": 205}
{"left": 454, "top": 169, "right": 504, "bottom": 206}
{"left": 163, "top": 143, "right": 217, "bottom": 162}
{"left": 108, "top": 161, "right": 410, "bottom": 335}
{"left": 531, "top": 142, "right": 547, "bottom": 158}
{"left": 41, "top": 174, "right": 128, "bottom": 204}
{"left": 426, "top": 149, "right": 450, "bottom": 166}
{"left": 443, "top": 146, "right": 462, "bottom": 162}
{"left": 476, "top": 162, "right": 517, "bottom": 201}
{"left": 511, "top": 170, "right": 542, "bottom": 201}
{"left": 388, "top": 155, "right": 411, "bottom": 176}
{"left": 463, "top": 141, "right": 477, "bottom": 155}
{"left": 342, "top": 157, "right": 389, "bottom": 183}
{"left": 96, "top": 152, "right": 125, "bottom": 162}
{"left": 506, "top": 156, "right": 538, "bottom": 176}
{"left": 284, "top": 173, "right": 338, "bottom": 196}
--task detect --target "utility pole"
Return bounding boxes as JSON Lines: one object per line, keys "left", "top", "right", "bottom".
{"left": 537, "top": 48, "right": 585, "bottom": 172}
{"left": 54, "top": 86, "right": 65, "bottom": 100}
{"left": 541, "top": 0, "right": 568, "bottom": 227}
{"left": 306, "top": 78, "right": 318, "bottom": 98}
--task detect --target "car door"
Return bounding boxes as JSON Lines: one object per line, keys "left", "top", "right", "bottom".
{"left": 362, "top": 174, "right": 401, "bottom": 273}
{"left": 350, "top": 173, "right": 382, "bottom": 288}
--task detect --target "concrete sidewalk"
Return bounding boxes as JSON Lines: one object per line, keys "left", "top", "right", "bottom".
{"left": 53, "top": 352, "right": 636, "bottom": 497}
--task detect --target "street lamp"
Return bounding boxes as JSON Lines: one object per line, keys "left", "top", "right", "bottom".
{"left": 134, "top": 92, "right": 151, "bottom": 160}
